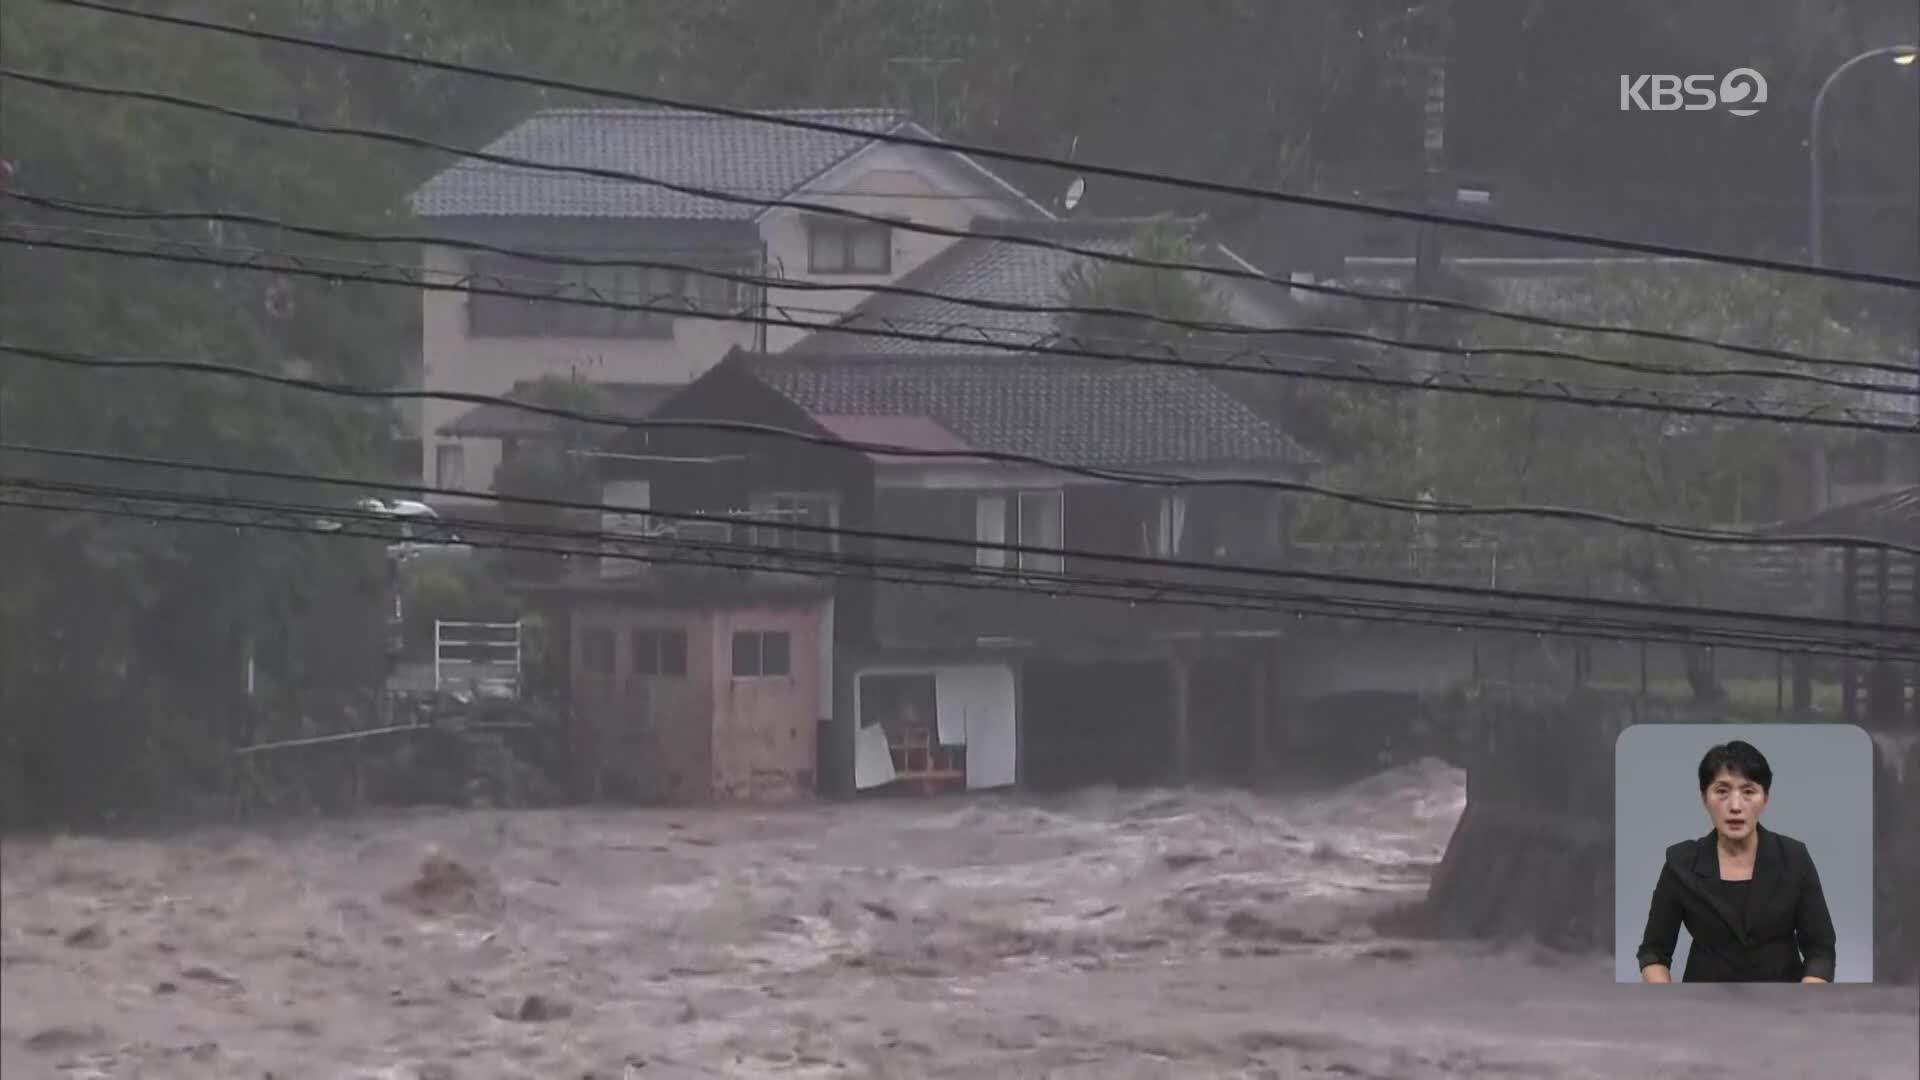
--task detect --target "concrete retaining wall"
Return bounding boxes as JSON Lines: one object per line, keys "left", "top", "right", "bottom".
{"left": 1421, "top": 688, "right": 1919, "bottom": 982}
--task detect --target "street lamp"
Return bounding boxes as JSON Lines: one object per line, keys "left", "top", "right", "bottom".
{"left": 1808, "top": 44, "right": 1918, "bottom": 266}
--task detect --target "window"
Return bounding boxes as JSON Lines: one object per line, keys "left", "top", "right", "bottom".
{"left": 434, "top": 443, "right": 467, "bottom": 490}
{"left": 579, "top": 626, "right": 615, "bottom": 675}
{"left": 1153, "top": 494, "right": 1187, "bottom": 558}
{"left": 600, "top": 479, "right": 653, "bottom": 579}
{"left": 749, "top": 492, "right": 839, "bottom": 553}
{"left": 975, "top": 494, "right": 1009, "bottom": 569}
{"left": 466, "top": 253, "right": 752, "bottom": 337}
{"left": 631, "top": 628, "right": 688, "bottom": 677}
{"left": 731, "top": 630, "right": 791, "bottom": 677}
{"left": 1016, "top": 491, "right": 1065, "bottom": 573}
{"left": 974, "top": 491, "right": 1064, "bottom": 574}
{"left": 690, "top": 261, "right": 754, "bottom": 313}
{"left": 806, "top": 220, "right": 892, "bottom": 274}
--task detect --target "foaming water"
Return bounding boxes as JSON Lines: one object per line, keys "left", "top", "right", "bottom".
{"left": 3, "top": 759, "right": 1914, "bottom": 1078}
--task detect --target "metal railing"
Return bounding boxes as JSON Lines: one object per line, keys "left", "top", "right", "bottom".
{"left": 433, "top": 619, "right": 523, "bottom": 698}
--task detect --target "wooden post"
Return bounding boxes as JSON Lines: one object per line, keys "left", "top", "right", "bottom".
{"left": 1246, "top": 648, "right": 1272, "bottom": 782}
{"left": 1872, "top": 548, "right": 1891, "bottom": 728}
{"left": 1775, "top": 651, "right": 1784, "bottom": 717}
{"left": 1168, "top": 658, "right": 1191, "bottom": 785}
{"left": 1012, "top": 659, "right": 1029, "bottom": 790}
{"left": 1792, "top": 653, "right": 1813, "bottom": 719}
{"left": 1842, "top": 547, "right": 1859, "bottom": 723}
{"left": 1911, "top": 552, "right": 1919, "bottom": 730}
{"left": 1877, "top": 548, "right": 1892, "bottom": 622}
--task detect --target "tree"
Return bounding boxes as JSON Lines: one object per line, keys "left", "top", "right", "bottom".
{"left": 0, "top": 2, "right": 457, "bottom": 823}
{"left": 489, "top": 376, "right": 617, "bottom": 584}
{"left": 1325, "top": 265, "right": 1910, "bottom": 702}
{"left": 1054, "top": 218, "right": 1233, "bottom": 345}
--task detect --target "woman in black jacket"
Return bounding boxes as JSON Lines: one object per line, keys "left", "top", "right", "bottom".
{"left": 1637, "top": 740, "right": 1838, "bottom": 983}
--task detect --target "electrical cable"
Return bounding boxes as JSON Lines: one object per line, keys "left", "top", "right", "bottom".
{"left": 6, "top": 189, "right": 1908, "bottom": 398}
{"left": 7, "top": 229, "right": 1910, "bottom": 433}
{"left": 3, "top": 490, "right": 1859, "bottom": 660}
{"left": 8, "top": 58, "right": 1912, "bottom": 382}
{"left": 35, "top": 0, "right": 1920, "bottom": 292}
{"left": 6, "top": 360, "right": 1917, "bottom": 560}
{"left": 3, "top": 476, "right": 1910, "bottom": 659}
{"left": 4, "top": 448, "right": 1913, "bottom": 641}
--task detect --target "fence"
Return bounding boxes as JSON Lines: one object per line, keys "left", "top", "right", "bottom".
{"left": 1464, "top": 631, "right": 1914, "bottom": 727}
{"left": 1288, "top": 536, "right": 1890, "bottom": 617}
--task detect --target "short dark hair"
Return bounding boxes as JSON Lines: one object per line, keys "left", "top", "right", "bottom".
{"left": 1698, "top": 740, "right": 1772, "bottom": 794}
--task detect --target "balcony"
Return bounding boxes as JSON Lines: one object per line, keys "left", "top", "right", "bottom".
{"left": 868, "top": 551, "right": 1296, "bottom": 651}
{"left": 597, "top": 518, "right": 826, "bottom": 594}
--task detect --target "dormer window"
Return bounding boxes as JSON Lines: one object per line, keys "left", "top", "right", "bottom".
{"left": 807, "top": 220, "right": 892, "bottom": 274}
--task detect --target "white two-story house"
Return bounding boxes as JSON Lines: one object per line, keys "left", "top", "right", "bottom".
{"left": 407, "top": 106, "right": 1055, "bottom": 496}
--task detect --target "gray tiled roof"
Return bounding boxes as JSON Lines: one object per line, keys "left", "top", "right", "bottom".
{"left": 793, "top": 218, "right": 1283, "bottom": 354}
{"left": 411, "top": 107, "right": 909, "bottom": 220}
{"left": 735, "top": 352, "right": 1310, "bottom": 469}
{"left": 440, "top": 380, "right": 677, "bottom": 438}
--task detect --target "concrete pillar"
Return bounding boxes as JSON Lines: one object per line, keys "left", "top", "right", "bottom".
{"left": 1267, "top": 639, "right": 1309, "bottom": 771}
{"left": 1012, "top": 660, "right": 1029, "bottom": 789}
{"left": 1169, "top": 658, "right": 1191, "bottom": 785}
{"left": 1247, "top": 649, "right": 1273, "bottom": 782}
{"left": 830, "top": 661, "right": 857, "bottom": 799}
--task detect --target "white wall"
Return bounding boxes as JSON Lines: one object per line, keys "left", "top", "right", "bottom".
{"left": 418, "top": 142, "right": 1042, "bottom": 495}
{"left": 418, "top": 243, "right": 761, "bottom": 494}
{"left": 759, "top": 141, "right": 1036, "bottom": 353}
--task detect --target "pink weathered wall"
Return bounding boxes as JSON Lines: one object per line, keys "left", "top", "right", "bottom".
{"left": 571, "top": 605, "right": 715, "bottom": 802}
{"left": 707, "top": 604, "right": 824, "bottom": 802}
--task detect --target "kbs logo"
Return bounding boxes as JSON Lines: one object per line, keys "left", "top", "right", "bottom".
{"left": 1619, "top": 68, "right": 1768, "bottom": 116}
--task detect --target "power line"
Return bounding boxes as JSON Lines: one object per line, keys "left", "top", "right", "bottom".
{"left": 7, "top": 360, "right": 1918, "bottom": 560}
{"left": 8, "top": 71, "right": 1913, "bottom": 386}
{"left": 8, "top": 229, "right": 1911, "bottom": 433}
{"left": 13, "top": 439, "right": 1915, "bottom": 560}
{"left": 6, "top": 490, "right": 1864, "bottom": 660}
{"left": 7, "top": 190, "right": 1908, "bottom": 397}
{"left": 3, "top": 476, "right": 1908, "bottom": 659}
{"left": 4, "top": 445, "right": 1914, "bottom": 642}
{"left": 36, "top": 0, "right": 1920, "bottom": 292}
{"left": 5, "top": 84, "right": 1910, "bottom": 385}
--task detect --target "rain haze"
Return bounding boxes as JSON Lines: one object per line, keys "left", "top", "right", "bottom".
{"left": 2, "top": 2, "right": 1917, "bottom": 1077}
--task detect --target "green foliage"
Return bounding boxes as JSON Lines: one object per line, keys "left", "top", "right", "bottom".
{"left": 1055, "top": 218, "right": 1232, "bottom": 345}
{"left": 1312, "top": 266, "right": 1910, "bottom": 699}
{"left": 488, "top": 377, "right": 615, "bottom": 584}
{"left": 399, "top": 558, "right": 518, "bottom": 657}
{"left": 2, "top": 0, "right": 1908, "bottom": 821}
{"left": 0, "top": 2, "right": 432, "bottom": 825}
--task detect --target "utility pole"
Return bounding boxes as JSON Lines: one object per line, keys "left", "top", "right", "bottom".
{"left": 1404, "top": 1, "right": 1452, "bottom": 571}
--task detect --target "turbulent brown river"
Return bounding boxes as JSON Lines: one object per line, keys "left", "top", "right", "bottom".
{"left": 4, "top": 759, "right": 1915, "bottom": 1078}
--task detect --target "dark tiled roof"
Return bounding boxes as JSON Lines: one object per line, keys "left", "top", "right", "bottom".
{"left": 411, "top": 107, "right": 909, "bottom": 220}
{"left": 734, "top": 352, "right": 1310, "bottom": 469}
{"left": 440, "top": 381, "right": 677, "bottom": 438}
{"left": 793, "top": 218, "right": 1287, "bottom": 355}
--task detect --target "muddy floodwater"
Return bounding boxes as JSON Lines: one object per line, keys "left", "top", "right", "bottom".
{"left": 3, "top": 760, "right": 1915, "bottom": 1078}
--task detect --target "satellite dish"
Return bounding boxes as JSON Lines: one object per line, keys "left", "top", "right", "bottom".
{"left": 1061, "top": 176, "right": 1086, "bottom": 214}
